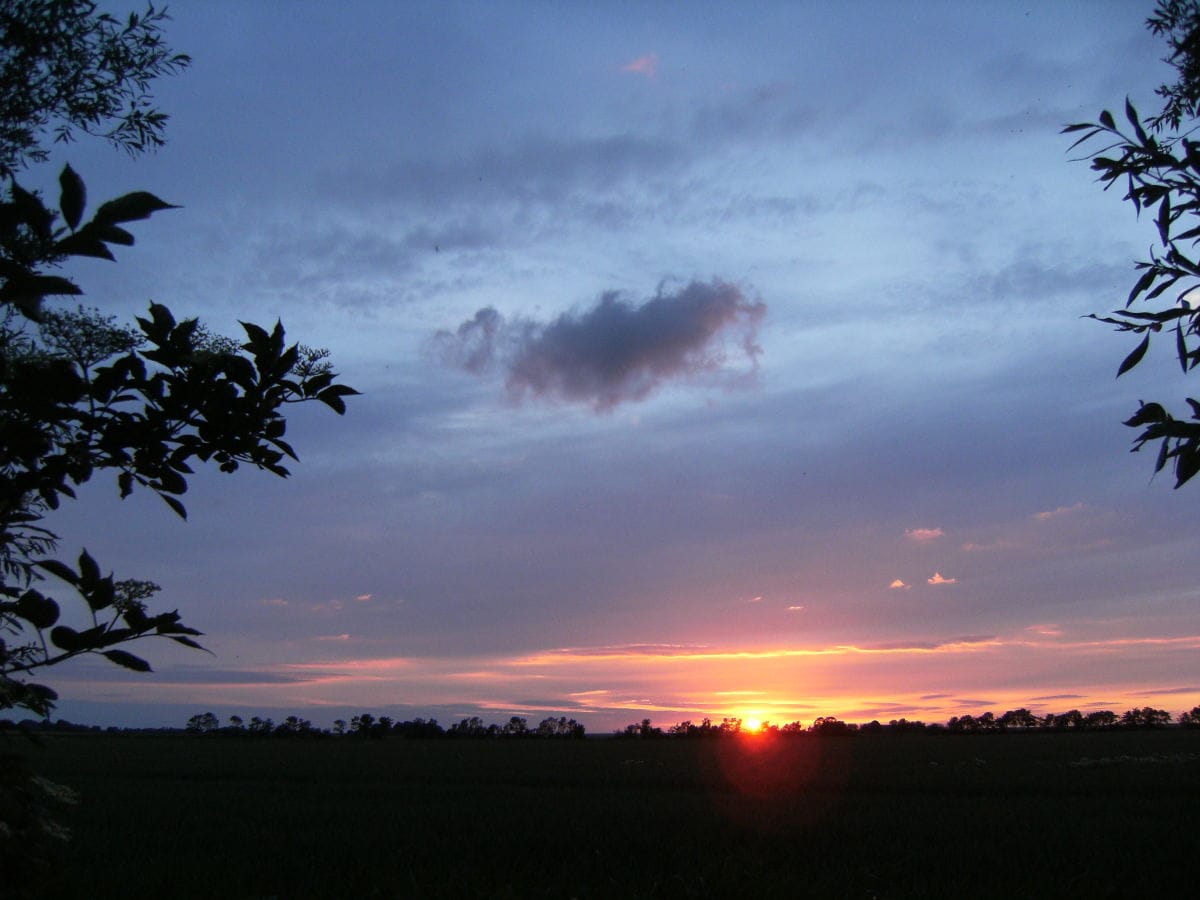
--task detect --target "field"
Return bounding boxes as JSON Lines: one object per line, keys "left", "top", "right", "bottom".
{"left": 28, "top": 729, "right": 1200, "bottom": 899}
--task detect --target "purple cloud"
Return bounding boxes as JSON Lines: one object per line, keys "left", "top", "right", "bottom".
{"left": 433, "top": 279, "right": 766, "bottom": 411}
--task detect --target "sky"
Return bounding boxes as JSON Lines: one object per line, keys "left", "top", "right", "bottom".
{"left": 20, "top": 0, "right": 1200, "bottom": 731}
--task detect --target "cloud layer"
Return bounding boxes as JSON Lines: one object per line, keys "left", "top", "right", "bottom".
{"left": 434, "top": 279, "right": 766, "bottom": 410}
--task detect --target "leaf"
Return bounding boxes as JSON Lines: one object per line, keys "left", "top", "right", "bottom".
{"left": 93, "top": 191, "right": 179, "bottom": 225}
{"left": 1126, "top": 268, "right": 1158, "bottom": 307}
{"left": 1158, "top": 195, "right": 1172, "bottom": 245}
{"left": 169, "top": 635, "right": 208, "bottom": 651}
{"left": 58, "top": 164, "right": 86, "bottom": 231}
{"left": 101, "top": 650, "right": 152, "bottom": 672}
{"left": 50, "top": 626, "right": 81, "bottom": 651}
{"left": 78, "top": 549, "right": 101, "bottom": 587}
{"left": 1126, "top": 97, "right": 1148, "bottom": 144}
{"left": 16, "top": 590, "right": 60, "bottom": 629}
{"left": 1175, "top": 448, "right": 1200, "bottom": 487}
{"left": 157, "top": 468, "right": 187, "bottom": 495}
{"left": 159, "top": 493, "right": 188, "bottom": 520}
{"left": 86, "top": 577, "right": 115, "bottom": 612}
{"left": 0, "top": 274, "right": 84, "bottom": 299}
{"left": 316, "top": 384, "right": 361, "bottom": 416}
{"left": 54, "top": 231, "right": 116, "bottom": 261}
{"left": 1117, "top": 334, "right": 1150, "bottom": 377}
{"left": 1099, "top": 109, "right": 1116, "bottom": 129}
{"left": 1124, "top": 401, "right": 1166, "bottom": 427}
{"left": 35, "top": 559, "right": 78, "bottom": 585}
{"left": 95, "top": 223, "right": 135, "bottom": 246}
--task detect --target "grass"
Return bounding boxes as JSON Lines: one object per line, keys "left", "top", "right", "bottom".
{"left": 27, "top": 729, "right": 1200, "bottom": 898}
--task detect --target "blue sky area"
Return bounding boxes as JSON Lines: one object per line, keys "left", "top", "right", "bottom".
{"left": 24, "top": 1, "right": 1200, "bottom": 731}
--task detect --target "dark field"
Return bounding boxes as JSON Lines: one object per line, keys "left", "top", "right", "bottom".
{"left": 31, "top": 729, "right": 1200, "bottom": 899}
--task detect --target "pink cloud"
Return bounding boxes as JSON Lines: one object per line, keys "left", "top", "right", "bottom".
{"left": 905, "top": 527, "right": 944, "bottom": 542}
{"left": 889, "top": 579, "right": 910, "bottom": 589}
{"left": 621, "top": 53, "right": 659, "bottom": 78}
{"left": 354, "top": 593, "right": 372, "bottom": 602}
{"left": 1033, "top": 502, "right": 1086, "bottom": 522}
{"left": 928, "top": 572, "right": 957, "bottom": 585}
{"left": 786, "top": 605, "right": 805, "bottom": 611}
{"left": 1026, "top": 623, "right": 1063, "bottom": 637}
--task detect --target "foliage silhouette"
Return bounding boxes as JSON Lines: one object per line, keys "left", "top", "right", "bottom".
{"left": 1067, "top": 0, "right": 1200, "bottom": 485}
{"left": 1, "top": 34, "right": 356, "bottom": 725}
{"left": 0, "top": 6, "right": 357, "bottom": 888}
{"left": 0, "top": 0, "right": 190, "bottom": 177}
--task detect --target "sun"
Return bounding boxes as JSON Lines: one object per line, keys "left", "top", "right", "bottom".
{"left": 744, "top": 717, "right": 763, "bottom": 733}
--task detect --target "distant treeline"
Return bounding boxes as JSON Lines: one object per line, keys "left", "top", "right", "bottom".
{"left": 6, "top": 705, "right": 1200, "bottom": 739}
{"left": 0, "top": 712, "right": 587, "bottom": 738}
{"left": 615, "top": 706, "right": 1200, "bottom": 737}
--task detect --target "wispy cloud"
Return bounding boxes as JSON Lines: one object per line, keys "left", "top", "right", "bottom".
{"left": 905, "top": 527, "right": 944, "bottom": 542}
{"left": 1033, "top": 502, "right": 1086, "bottom": 522}
{"left": 1026, "top": 623, "right": 1062, "bottom": 637}
{"left": 928, "top": 572, "right": 957, "bottom": 585}
{"left": 433, "top": 279, "right": 766, "bottom": 411}
{"left": 621, "top": 53, "right": 659, "bottom": 78}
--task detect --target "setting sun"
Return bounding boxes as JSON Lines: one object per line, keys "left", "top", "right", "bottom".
{"left": 744, "top": 717, "right": 763, "bottom": 732}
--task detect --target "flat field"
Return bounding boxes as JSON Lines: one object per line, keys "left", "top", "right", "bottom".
{"left": 29, "top": 729, "right": 1200, "bottom": 899}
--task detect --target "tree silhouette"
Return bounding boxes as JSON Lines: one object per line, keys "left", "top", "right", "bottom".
{"left": 0, "top": 2, "right": 357, "bottom": 722}
{"left": 1067, "top": 0, "right": 1200, "bottom": 485}
{"left": 0, "top": 1, "right": 190, "bottom": 177}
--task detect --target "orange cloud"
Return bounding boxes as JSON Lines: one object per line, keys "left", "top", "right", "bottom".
{"left": 621, "top": 53, "right": 659, "bottom": 78}
{"left": 889, "top": 579, "right": 910, "bottom": 589}
{"left": 905, "top": 527, "right": 944, "bottom": 542}
{"left": 786, "top": 605, "right": 805, "bottom": 611}
{"left": 354, "top": 593, "right": 372, "bottom": 602}
{"left": 928, "top": 572, "right": 956, "bottom": 585}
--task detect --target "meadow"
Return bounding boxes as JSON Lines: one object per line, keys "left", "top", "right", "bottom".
{"left": 32, "top": 729, "right": 1200, "bottom": 899}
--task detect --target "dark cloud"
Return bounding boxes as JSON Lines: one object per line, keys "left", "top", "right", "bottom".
{"left": 56, "top": 664, "right": 302, "bottom": 686}
{"left": 433, "top": 279, "right": 766, "bottom": 411}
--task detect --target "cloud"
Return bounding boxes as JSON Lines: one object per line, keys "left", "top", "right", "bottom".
{"left": 1147, "top": 685, "right": 1200, "bottom": 695}
{"left": 433, "top": 279, "right": 766, "bottom": 411}
{"left": 354, "top": 593, "right": 373, "bottom": 602}
{"left": 1026, "top": 623, "right": 1062, "bottom": 637}
{"left": 927, "top": 572, "right": 957, "bottom": 585}
{"left": 889, "top": 579, "right": 910, "bottom": 589}
{"left": 1033, "top": 502, "right": 1086, "bottom": 522}
{"left": 621, "top": 54, "right": 659, "bottom": 78}
{"left": 786, "top": 605, "right": 805, "bottom": 612}
{"left": 1030, "top": 693, "right": 1084, "bottom": 701}
{"left": 260, "top": 597, "right": 289, "bottom": 607}
{"left": 867, "top": 635, "right": 995, "bottom": 652}
{"left": 905, "top": 527, "right": 944, "bottom": 542}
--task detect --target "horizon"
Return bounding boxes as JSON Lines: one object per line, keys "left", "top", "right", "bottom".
{"left": 18, "top": 0, "right": 1200, "bottom": 731}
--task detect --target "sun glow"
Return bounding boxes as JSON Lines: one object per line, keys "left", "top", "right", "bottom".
{"left": 744, "top": 717, "right": 763, "bottom": 732}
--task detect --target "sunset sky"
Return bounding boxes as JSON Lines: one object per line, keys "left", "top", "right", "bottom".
{"left": 26, "top": 0, "right": 1200, "bottom": 731}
